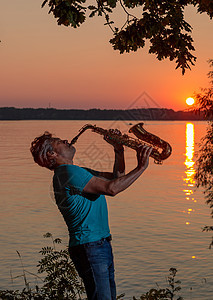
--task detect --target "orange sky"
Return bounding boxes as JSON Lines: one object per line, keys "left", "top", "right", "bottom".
{"left": 0, "top": 1, "right": 213, "bottom": 111}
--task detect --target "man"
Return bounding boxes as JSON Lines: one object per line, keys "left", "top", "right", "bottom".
{"left": 30, "top": 130, "right": 152, "bottom": 300}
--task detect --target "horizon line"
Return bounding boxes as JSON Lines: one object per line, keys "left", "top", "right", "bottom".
{"left": 0, "top": 106, "right": 189, "bottom": 112}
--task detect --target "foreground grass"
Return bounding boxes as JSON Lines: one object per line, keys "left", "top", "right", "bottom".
{"left": 0, "top": 233, "right": 183, "bottom": 300}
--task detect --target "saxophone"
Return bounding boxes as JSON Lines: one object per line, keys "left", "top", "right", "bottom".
{"left": 70, "top": 123, "right": 172, "bottom": 164}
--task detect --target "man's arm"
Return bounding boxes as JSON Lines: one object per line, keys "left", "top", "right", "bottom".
{"left": 97, "top": 146, "right": 125, "bottom": 179}
{"left": 87, "top": 132, "right": 125, "bottom": 180}
{"left": 83, "top": 167, "right": 118, "bottom": 180}
{"left": 104, "top": 130, "right": 125, "bottom": 179}
{"left": 113, "top": 146, "right": 125, "bottom": 178}
{"left": 83, "top": 145, "right": 152, "bottom": 196}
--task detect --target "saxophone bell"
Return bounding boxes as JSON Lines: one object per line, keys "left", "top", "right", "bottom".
{"left": 129, "top": 123, "right": 172, "bottom": 164}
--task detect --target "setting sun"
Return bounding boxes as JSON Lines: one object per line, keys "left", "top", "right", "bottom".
{"left": 186, "top": 97, "right": 195, "bottom": 106}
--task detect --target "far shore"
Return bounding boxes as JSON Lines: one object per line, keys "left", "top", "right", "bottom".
{"left": 0, "top": 107, "right": 207, "bottom": 121}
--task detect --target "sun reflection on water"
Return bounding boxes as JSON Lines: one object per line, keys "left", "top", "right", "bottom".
{"left": 184, "top": 123, "right": 195, "bottom": 179}
{"left": 183, "top": 123, "right": 196, "bottom": 223}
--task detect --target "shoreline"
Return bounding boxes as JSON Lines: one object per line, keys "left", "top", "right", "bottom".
{"left": 0, "top": 107, "right": 207, "bottom": 121}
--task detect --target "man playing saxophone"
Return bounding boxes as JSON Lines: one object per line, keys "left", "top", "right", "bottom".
{"left": 30, "top": 130, "right": 152, "bottom": 300}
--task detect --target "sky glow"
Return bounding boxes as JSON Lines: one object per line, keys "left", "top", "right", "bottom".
{"left": 0, "top": 1, "right": 213, "bottom": 110}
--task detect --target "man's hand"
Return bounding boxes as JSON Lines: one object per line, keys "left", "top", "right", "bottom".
{"left": 103, "top": 129, "right": 124, "bottom": 151}
{"left": 136, "top": 145, "right": 153, "bottom": 171}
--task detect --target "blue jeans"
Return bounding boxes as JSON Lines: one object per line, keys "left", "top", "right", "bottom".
{"left": 68, "top": 236, "right": 116, "bottom": 300}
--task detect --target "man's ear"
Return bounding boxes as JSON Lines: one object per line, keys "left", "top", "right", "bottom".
{"left": 47, "top": 151, "right": 57, "bottom": 159}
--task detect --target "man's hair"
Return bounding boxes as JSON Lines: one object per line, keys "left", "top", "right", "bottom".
{"left": 30, "top": 131, "right": 57, "bottom": 170}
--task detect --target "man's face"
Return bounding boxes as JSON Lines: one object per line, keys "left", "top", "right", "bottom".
{"left": 52, "top": 138, "right": 76, "bottom": 162}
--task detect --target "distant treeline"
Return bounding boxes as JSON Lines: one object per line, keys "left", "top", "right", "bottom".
{"left": 0, "top": 107, "right": 205, "bottom": 120}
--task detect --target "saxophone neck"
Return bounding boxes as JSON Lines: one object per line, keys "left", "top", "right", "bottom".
{"left": 70, "top": 124, "right": 93, "bottom": 145}
{"left": 70, "top": 124, "right": 107, "bottom": 145}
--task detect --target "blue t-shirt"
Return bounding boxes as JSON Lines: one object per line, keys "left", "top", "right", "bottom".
{"left": 53, "top": 164, "right": 110, "bottom": 247}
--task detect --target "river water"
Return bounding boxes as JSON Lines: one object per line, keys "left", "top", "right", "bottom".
{"left": 0, "top": 120, "right": 212, "bottom": 299}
